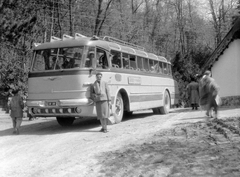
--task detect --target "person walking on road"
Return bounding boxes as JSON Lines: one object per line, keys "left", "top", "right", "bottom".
{"left": 90, "top": 72, "right": 111, "bottom": 133}
{"left": 9, "top": 89, "right": 24, "bottom": 135}
{"left": 199, "top": 70, "right": 219, "bottom": 118}
{"left": 187, "top": 77, "right": 199, "bottom": 110}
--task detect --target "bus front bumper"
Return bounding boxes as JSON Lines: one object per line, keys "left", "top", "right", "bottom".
{"left": 26, "top": 98, "right": 95, "bottom": 117}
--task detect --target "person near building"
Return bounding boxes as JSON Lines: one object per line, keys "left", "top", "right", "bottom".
{"left": 187, "top": 77, "right": 199, "bottom": 110}
{"left": 199, "top": 70, "right": 220, "bottom": 118}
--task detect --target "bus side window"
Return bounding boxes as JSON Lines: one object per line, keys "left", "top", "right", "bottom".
{"left": 149, "top": 59, "right": 155, "bottom": 72}
{"left": 43, "top": 50, "right": 51, "bottom": 70}
{"left": 111, "top": 50, "right": 121, "bottom": 68}
{"left": 159, "top": 62, "right": 163, "bottom": 74}
{"left": 33, "top": 51, "right": 45, "bottom": 71}
{"left": 73, "top": 52, "right": 82, "bottom": 68}
{"left": 85, "top": 49, "right": 95, "bottom": 68}
{"left": 97, "top": 49, "right": 108, "bottom": 69}
{"left": 122, "top": 53, "right": 129, "bottom": 69}
{"left": 163, "top": 63, "right": 168, "bottom": 74}
{"left": 142, "top": 58, "right": 149, "bottom": 72}
{"left": 129, "top": 55, "right": 136, "bottom": 70}
{"left": 137, "top": 56, "right": 143, "bottom": 71}
{"left": 169, "top": 64, "right": 172, "bottom": 75}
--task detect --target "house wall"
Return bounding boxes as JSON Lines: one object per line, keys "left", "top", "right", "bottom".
{"left": 211, "top": 39, "right": 240, "bottom": 99}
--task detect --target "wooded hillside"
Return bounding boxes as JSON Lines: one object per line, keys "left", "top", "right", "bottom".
{"left": 0, "top": 0, "right": 239, "bottom": 105}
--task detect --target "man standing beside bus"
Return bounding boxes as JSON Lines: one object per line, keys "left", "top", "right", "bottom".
{"left": 90, "top": 72, "right": 111, "bottom": 133}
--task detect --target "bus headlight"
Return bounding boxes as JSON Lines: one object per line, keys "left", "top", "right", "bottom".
{"left": 75, "top": 107, "right": 81, "bottom": 113}
{"left": 32, "top": 108, "right": 38, "bottom": 114}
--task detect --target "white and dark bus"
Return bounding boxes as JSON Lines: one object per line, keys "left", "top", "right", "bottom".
{"left": 27, "top": 33, "right": 179, "bottom": 126}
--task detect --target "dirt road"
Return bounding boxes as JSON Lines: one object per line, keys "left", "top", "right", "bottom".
{"left": 0, "top": 107, "right": 240, "bottom": 177}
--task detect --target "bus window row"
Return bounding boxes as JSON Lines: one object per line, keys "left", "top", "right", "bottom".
{"left": 110, "top": 50, "right": 172, "bottom": 75}
{"left": 32, "top": 47, "right": 171, "bottom": 76}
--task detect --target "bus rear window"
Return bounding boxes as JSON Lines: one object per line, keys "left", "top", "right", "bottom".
{"left": 32, "top": 47, "right": 84, "bottom": 71}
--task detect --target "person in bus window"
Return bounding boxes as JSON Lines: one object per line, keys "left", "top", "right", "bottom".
{"left": 97, "top": 52, "right": 108, "bottom": 69}
{"left": 50, "top": 57, "right": 61, "bottom": 70}
{"left": 62, "top": 56, "right": 75, "bottom": 69}
{"left": 90, "top": 72, "right": 111, "bottom": 133}
{"left": 85, "top": 51, "right": 94, "bottom": 67}
{"left": 73, "top": 52, "right": 82, "bottom": 67}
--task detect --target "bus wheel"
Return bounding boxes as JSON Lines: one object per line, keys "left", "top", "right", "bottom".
{"left": 56, "top": 117, "right": 75, "bottom": 126}
{"left": 159, "top": 91, "right": 170, "bottom": 114}
{"left": 114, "top": 93, "right": 124, "bottom": 123}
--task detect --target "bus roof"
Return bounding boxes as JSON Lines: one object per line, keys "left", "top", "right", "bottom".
{"left": 33, "top": 33, "right": 170, "bottom": 63}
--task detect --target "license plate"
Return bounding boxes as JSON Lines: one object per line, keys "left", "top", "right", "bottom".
{"left": 48, "top": 102, "right": 56, "bottom": 106}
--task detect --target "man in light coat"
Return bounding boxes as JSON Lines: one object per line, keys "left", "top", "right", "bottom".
{"left": 90, "top": 73, "right": 111, "bottom": 133}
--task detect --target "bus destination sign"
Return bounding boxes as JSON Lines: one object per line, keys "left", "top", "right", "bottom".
{"left": 128, "top": 76, "right": 141, "bottom": 85}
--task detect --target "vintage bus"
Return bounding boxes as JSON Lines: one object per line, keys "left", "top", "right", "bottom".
{"left": 27, "top": 33, "right": 179, "bottom": 126}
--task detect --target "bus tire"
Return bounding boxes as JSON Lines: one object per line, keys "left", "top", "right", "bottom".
{"left": 159, "top": 91, "right": 170, "bottom": 114}
{"left": 114, "top": 93, "right": 124, "bottom": 123}
{"left": 56, "top": 117, "right": 75, "bottom": 126}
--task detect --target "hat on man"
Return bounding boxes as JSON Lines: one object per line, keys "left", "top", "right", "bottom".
{"left": 204, "top": 70, "right": 211, "bottom": 76}
{"left": 96, "top": 72, "right": 102, "bottom": 76}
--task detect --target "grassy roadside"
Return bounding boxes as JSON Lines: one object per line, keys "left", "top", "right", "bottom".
{"left": 96, "top": 116, "right": 240, "bottom": 177}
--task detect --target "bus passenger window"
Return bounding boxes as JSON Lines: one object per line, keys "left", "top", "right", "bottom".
{"left": 153, "top": 61, "right": 159, "bottom": 73}
{"left": 149, "top": 60, "right": 158, "bottom": 73}
{"left": 137, "top": 57, "right": 143, "bottom": 71}
{"left": 85, "top": 51, "right": 94, "bottom": 68}
{"left": 163, "top": 63, "right": 168, "bottom": 74}
{"left": 122, "top": 53, "right": 129, "bottom": 69}
{"left": 73, "top": 52, "right": 82, "bottom": 68}
{"left": 159, "top": 62, "right": 163, "bottom": 73}
{"left": 168, "top": 64, "right": 172, "bottom": 75}
{"left": 33, "top": 51, "right": 45, "bottom": 71}
{"left": 42, "top": 50, "right": 51, "bottom": 70}
{"left": 111, "top": 50, "right": 121, "bottom": 68}
{"left": 129, "top": 55, "right": 136, "bottom": 70}
{"left": 97, "top": 49, "right": 108, "bottom": 69}
{"left": 149, "top": 59, "right": 155, "bottom": 72}
{"left": 143, "top": 58, "right": 149, "bottom": 72}
{"left": 50, "top": 56, "right": 61, "bottom": 70}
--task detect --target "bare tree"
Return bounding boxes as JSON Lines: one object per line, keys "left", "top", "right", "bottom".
{"left": 94, "top": 0, "right": 113, "bottom": 36}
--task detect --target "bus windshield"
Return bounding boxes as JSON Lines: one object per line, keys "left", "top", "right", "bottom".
{"left": 32, "top": 47, "right": 86, "bottom": 71}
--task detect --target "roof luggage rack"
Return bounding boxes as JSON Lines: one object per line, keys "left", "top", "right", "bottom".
{"left": 50, "top": 36, "right": 62, "bottom": 42}
{"left": 103, "top": 36, "right": 145, "bottom": 51}
{"left": 62, "top": 34, "right": 73, "bottom": 40}
{"left": 75, "top": 33, "right": 87, "bottom": 38}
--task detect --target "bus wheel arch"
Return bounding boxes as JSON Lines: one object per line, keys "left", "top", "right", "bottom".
{"left": 56, "top": 117, "right": 75, "bottom": 126}
{"left": 159, "top": 89, "right": 171, "bottom": 114}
